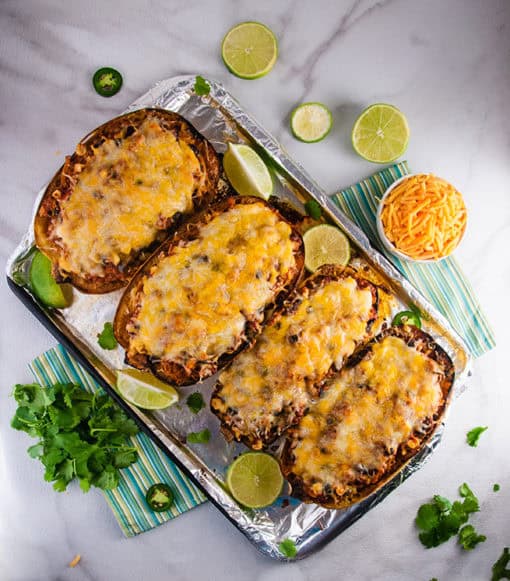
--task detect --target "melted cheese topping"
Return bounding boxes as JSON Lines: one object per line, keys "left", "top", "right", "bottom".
{"left": 53, "top": 118, "right": 201, "bottom": 276}
{"left": 128, "top": 203, "right": 297, "bottom": 364}
{"left": 215, "top": 276, "right": 375, "bottom": 441}
{"left": 290, "top": 336, "right": 443, "bottom": 496}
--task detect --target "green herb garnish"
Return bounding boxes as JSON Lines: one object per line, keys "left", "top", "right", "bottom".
{"left": 493, "top": 484, "right": 501, "bottom": 492}
{"left": 458, "top": 524, "right": 486, "bottom": 550}
{"left": 492, "top": 547, "right": 510, "bottom": 581}
{"left": 304, "top": 200, "right": 322, "bottom": 220}
{"left": 278, "top": 538, "right": 297, "bottom": 558}
{"left": 97, "top": 322, "right": 118, "bottom": 350}
{"left": 11, "top": 382, "right": 138, "bottom": 492}
{"left": 186, "top": 392, "right": 205, "bottom": 414}
{"left": 415, "top": 483, "right": 481, "bottom": 549}
{"left": 194, "top": 75, "right": 211, "bottom": 96}
{"left": 466, "top": 426, "right": 488, "bottom": 447}
{"left": 187, "top": 428, "right": 210, "bottom": 444}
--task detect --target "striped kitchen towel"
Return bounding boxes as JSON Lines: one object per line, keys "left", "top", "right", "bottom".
{"left": 29, "top": 344, "right": 206, "bottom": 537}
{"left": 334, "top": 161, "right": 495, "bottom": 357}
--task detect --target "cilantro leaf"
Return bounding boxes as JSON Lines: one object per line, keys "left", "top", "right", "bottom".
{"left": 187, "top": 429, "right": 210, "bottom": 444}
{"left": 11, "top": 382, "right": 138, "bottom": 492}
{"left": 97, "top": 322, "right": 118, "bottom": 350}
{"left": 304, "top": 200, "right": 322, "bottom": 220}
{"left": 458, "top": 524, "right": 486, "bottom": 550}
{"left": 494, "top": 484, "right": 501, "bottom": 492}
{"left": 466, "top": 426, "right": 488, "bottom": 447}
{"left": 186, "top": 392, "right": 205, "bottom": 414}
{"left": 415, "top": 483, "right": 482, "bottom": 549}
{"left": 194, "top": 75, "right": 210, "bottom": 96}
{"left": 492, "top": 547, "right": 510, "bottom": 581}
{"left": 278, "top": 538, "right": 297, "bottom": 558}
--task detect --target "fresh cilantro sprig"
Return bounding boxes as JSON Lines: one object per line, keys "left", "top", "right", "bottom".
{"left": 194, "top": 75, "right": 210, "bottom": 96}
{"left": 415, "top": 483, "right": 485, "bottom": 550}
{"left": 278, "top": 538, "right": 297, "bottom": 558}
{"left": 492, "top": 547, "right": 510, "bottom": 580}
{"left": 186, "top": 392, "right": 205, "bottom": 414}
{"left": 458, "top": 524, "right": 487, "bottom": 550}
{"left": 187, "top": 428, "right": 210, "bottom": 444}
{"left": 11, "top": 383, "right": 139, "bottom": 492}
{"left": 466, "top": 426, "right": 488, "bottom": 447}
{"left": 97, "top": 322, "right": 118, "bottom": 350}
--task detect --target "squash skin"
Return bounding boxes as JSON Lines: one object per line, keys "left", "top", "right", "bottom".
{"left": 34, "top": 108, "right": 220, "bottom": 294}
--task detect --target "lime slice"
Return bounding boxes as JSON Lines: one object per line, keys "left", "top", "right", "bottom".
{"left": 290, "top": 102, "right": 333, "bottom": 143}
{"left": 221, "top": 22, "right": 278, "bottom": 79}
{"left": 29, "top": 250, "right": 72, "bottom": 308}
{"left": 116, "top": 369, "right": 179, "bottom": 410}
{"left": 303, "top": 224, "right": 351, "bottom": 272}
{"left": 351, "top": 103, "right": 410, "bottom": 163}
{"left": 223, "top": 143, "right": 273, "bottom": 199}
{"left": 226, "top": 452, "right": 283, "bottom": 509}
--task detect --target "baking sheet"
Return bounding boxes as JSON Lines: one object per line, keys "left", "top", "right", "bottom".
{"left": 6, "top": 75, "right": 472, "bottom": 560}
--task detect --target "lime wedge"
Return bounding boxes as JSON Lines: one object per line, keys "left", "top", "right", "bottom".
{"left": 290, "top": 102, "right": 333, "bottom": 143}
{"left": 226, "top": 452, "right": 283, "bottom": 509}
{"left": 29, "top": 250, "right": 72, "bottom": 308}
{"left": 221, "top": 22, "right": 278, "bottom": 79}
{"left": 116, "top": 369, "right": 179, "bottom": 410}
{"left": 351, "top": 103, "right": 410, "bottom": 163}
{"left": 303, "top": 224, "right": 351, "bottom": 272}
{"left": 223, "top": 143, "right": 273, "bottom": 199}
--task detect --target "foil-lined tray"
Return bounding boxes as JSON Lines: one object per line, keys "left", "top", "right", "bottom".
{"left": 6, "top": 75, "right": 472, "bottom": 561}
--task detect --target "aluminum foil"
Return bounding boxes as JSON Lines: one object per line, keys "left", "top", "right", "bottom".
{"left": 6, "top": 75, "right": 473, "bottom": 561}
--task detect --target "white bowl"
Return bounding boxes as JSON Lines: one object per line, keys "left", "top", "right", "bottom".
{"left": 376, "top": 173, "right": 464, "bottom": 263}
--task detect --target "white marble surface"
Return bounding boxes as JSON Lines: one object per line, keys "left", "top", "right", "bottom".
{"left": 1, "top": 1, "right": 509, "bottom": 579}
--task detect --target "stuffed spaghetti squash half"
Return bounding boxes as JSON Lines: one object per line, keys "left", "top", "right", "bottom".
{"left": 114, "top": 196, "right": 304, "bottom": 386}
{"left": 211, "top": 265, "right": 379, "bottom": 449}
{"left": 34, "top": 108, "right": 220, "bottom": 293}
{"left": 280, "top": 325, "right": 454, "bottom": 509}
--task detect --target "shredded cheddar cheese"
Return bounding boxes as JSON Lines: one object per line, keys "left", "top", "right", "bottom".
{"left": 380, "top": 174, "right": 467, "bottom": 260}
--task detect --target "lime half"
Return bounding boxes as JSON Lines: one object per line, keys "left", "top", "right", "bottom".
{"left": 303, "top": 224, "right": 351, "bottom": 272}
{"left": 290, "top": 102, "right": 333, "bottom": 143}
{"left": 116, "top": 369, "right": 179, "bottom": 410}
{"left": 226, "top": 452, "right": 283, "bottom": 509}
{"left": 223, "top": 143, "right": 273, "bottom": 199}
{"left": 221, "top": 22, "right": 278, "bottom": 79}
{"left": 29, "top": 250, "right": 72, "bottom": 308}
{"left": 351, "top": 103, "right": 409, "bottom": 163}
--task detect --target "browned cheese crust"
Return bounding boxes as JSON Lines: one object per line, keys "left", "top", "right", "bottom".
{"left": 280, "top": 325, "right": 454, "bottom": 509}
{"left": 211, "top": 265, "right": 379, "bottom": 449}
{"left": 34, "top": 108, "right": 220, "bottom": 293}
{"left": 114, "top": 196, "right": 305, "bottom": 386}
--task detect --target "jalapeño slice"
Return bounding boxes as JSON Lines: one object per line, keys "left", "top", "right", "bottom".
{"left": 92, "top": 67, "right": 123, "bottom": 97}
{"left": 392, "top": 310, "right": 422, "bottom": 328}
{"left": 145, "top": 483, "right": 174, "bottom": 512}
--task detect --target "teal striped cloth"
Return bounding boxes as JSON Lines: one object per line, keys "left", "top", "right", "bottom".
{"left": 29, "top": 344, "right": 206, "bottom": 537}
{"left": 334, "top": 162, "right": 495, "bottom": 357}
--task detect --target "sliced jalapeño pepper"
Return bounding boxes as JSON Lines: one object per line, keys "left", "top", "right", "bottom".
{"left": 93, "top": 67, "right": 123, "bottom": 97}
{"left": 145, "top": 483, "right": 174, "bottom": 512}
{"left": 392, "top": 310, "right": 422, "bottom": 328}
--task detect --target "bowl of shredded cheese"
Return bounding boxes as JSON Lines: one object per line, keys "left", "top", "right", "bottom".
{"left": 376, "top": 173, "right": 467, "bottom": 262}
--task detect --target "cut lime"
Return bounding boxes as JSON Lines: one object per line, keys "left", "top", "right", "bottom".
{"left": 116, "top": 369, "right": 179, "bottom": 410}
{"left": 221, "top": 22, "right": 278, "bottom": 79}
{"left": 351, "top": 103, "right": 409, "bottom": 163}
{"left": 290, "top": 102, "right": 333, "bottom": 143}
{"left": 29, "top": 250, "right": 72, "bottom": 308}
{"left": 223, "top": 143, "right": 273, "bottom": 199}
{"left": 226, "top": 452, "right": 283, "bottom": 509}
{"left": 303, "top": 224, "right": 351, "bottom": 272}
